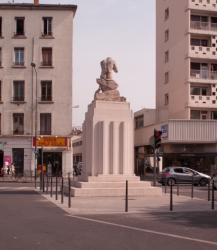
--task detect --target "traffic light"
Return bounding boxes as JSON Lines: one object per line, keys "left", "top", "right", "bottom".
{"left": 154, "top": 129, "right": 162, "bottom": 148}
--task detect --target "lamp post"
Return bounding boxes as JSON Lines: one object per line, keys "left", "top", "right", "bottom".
{"left": 31, "top": 62, "right": 38, "bottom": 188}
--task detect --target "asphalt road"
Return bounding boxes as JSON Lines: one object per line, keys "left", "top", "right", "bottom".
{"left": 0, "top": 182, "right": 217, "bottom": 250}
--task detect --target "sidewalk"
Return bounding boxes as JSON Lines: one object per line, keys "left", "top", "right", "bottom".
{"left": 39, "top": 187, "right": 214, "bottom": 215}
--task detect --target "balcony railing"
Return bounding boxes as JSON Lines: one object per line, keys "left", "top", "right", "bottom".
{"left": 190, "top": 21, "right": 209, "bottom": 30}
{"left": 190, "top": 69, "right": 217, "bottom": 80}
{"left": 41, "top": 96, "right": 52, "bottom": 102}
{"left": 12, "top": 96, "right": 25, "bottom": 102}
{"left": 40, "top": 130, "right": 51, "bottom": 135}
{"left": 211, "top": 23, "right": 217, "bottom": 31}
{"left": 191, "top": 21, "right": 217, "bottom": 32}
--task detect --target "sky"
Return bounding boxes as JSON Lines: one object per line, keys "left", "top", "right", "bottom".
{"left": 1, "top": 0, "right": 156, "bottom": 126}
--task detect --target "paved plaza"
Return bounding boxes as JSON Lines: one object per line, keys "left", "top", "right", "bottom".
{"left": 0, "top": 182, "right": 217, "bottom": 250}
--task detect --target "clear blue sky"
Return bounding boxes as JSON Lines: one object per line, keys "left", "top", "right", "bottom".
{"left": 2, "top": 0, "right": 156, "bottom": 126}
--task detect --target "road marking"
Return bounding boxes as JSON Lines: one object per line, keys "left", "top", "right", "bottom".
{"left": 67, "top": 214, "right": 217, "bottom": 247}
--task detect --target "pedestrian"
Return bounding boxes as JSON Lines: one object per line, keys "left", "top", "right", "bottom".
{"left": 7, "top": 165, "right": 10, "bottom": 175}
{"left": 11, "top": 163, "right": 15, "bottom": 177}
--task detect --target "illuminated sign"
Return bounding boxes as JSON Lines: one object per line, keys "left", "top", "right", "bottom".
{"left": 33, "top": 137, "right": 68, "bottom": 147}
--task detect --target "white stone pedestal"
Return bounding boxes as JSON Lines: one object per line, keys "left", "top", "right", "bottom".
{"left": 69, "top": 100, "right": 161, "bottom": 197}
{"left": 81, "top": 100, "right": 134, "bottom": 181}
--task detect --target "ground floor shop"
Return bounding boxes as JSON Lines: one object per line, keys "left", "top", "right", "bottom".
{"left": 0, "top": 136, "right": 72, "bottom": 177}
{"left": 135, "top": 143, "right": 217, "bottom": 176}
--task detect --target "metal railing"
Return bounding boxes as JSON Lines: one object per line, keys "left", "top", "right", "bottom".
{"left": 190, "top": 21, "right": 209, "bottom": 30}
{"left": 190, "top": 69, "right": 217, "bottom": 80}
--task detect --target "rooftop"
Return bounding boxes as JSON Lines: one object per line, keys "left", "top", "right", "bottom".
{"left": 0, "top": 3, "right": 77, "bottom": 12}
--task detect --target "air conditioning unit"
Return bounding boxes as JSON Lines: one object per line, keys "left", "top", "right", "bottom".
{"left": 196, "top": 74, "right": 200, "bottom": 78}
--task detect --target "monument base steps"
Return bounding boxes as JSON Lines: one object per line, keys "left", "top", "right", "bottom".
{"left": 68, "top": 177, "right": 162, "bottom": 197}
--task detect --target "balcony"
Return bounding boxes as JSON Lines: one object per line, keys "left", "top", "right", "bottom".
{"left": 190, "top": 69, "right": 217, "bottom": 81}
{"left": 189, "top": 0, "right": 217, "bottom": 12}
{"left": 189, "top": 45, "right": 217, "bottom": 59}
{"left": 163, "top": 120, "right": 217, "bottom": 143}
{"left": 191, "top": 21, "right": 209, "bottom": 30}
{"left": 189, "top": 95, "right": 217, "bottom": 108}
{"left": 190, "top": 21, "right": 217, "bottom": 34}
{"left": 11, "top": 96, "right": 25, "bottom": 104}
{"left": 40, "top": 130, "right": 51, "bottom": 135}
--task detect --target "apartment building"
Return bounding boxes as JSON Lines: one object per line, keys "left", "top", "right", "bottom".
{"left": 0, "top": 1, "right": 77, "bottom": 176}
{"left": 135, "top": 0, "right": 217, "bottom": 175}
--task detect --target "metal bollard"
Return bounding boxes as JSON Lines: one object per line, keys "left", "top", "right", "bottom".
{"left": 164, "top": 182, "right": 167, "bottom": 194}
{"left": 68, "top": 173, "right": 71, "bottom": 208}
{"left": 211, "top": 179, "right": 215, "bottom": 210}
{"left": 125, "top": 180, "right": 128, "bottom": 212}
{"left": 40, "top": 172, "right": 42, "bottom": 191}
{"left": 208, "top": 180, "right": 210, "bottom": 201}
{"left": 42, "top": 173, "right": 45, "bottom": 193}
{"left": 55, "top": 176, "right": 58, "bottom": 200}
{"left": 177, "top": 183, "right": 179, "bottom": 196}
{"left": 50, "top": 176, "right": 53, "bottom": 197}
{"left": 191, "top": 175, "right": 194, "bottom": 199}
{"left": 46, "top": 175, "right": 49, "bottom": 193}
{"left": 170, "top": 183, "right": 173, "bottom": 211}
{"left": 61, "top": 177, "right": 64, "bottom": 204}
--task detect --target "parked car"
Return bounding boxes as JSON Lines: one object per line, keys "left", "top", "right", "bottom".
{"left": 158, "top": 166, "right": 211, "bottom": 186}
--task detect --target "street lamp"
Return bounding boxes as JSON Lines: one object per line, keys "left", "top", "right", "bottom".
{"left": 31, "top": 62, "right": 38, "bottom": 187}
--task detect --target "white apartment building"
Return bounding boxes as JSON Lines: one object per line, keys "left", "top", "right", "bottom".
{"left": 0, "top": 0, "right": 77, "bottom": 176}
{"left": 135, "top": 0, "right": 217, "bottom": 175}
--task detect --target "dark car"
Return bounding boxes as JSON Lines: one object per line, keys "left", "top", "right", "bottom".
{"left": 158, "top": 166, "right": 211, "bottom": 186}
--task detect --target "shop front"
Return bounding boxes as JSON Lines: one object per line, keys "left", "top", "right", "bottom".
{"left": 33, "top": 136, "right": 72, "bottom": 177}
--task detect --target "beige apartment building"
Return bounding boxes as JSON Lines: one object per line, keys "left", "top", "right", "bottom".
{"left": 135, "top": 0, "right": 217, "bottom": 175}
{"left": 0, "top": 1, "right": 77, "bottom": 176}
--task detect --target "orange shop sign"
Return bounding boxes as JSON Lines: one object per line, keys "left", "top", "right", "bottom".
{"left": 32, "top": 137, "right": 68, "bottom": 147}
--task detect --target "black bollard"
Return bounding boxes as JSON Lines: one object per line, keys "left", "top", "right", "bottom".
{"left": 164, "top": 182, "right": 167, "bottom": 194}
{"left": 68, "top": 173, "right": 71, "bottom": 208}
{"left": 46, "top": 175, "right": 49, "bottom": 193}
{"left": 42, "top": 173, "right": 45, "bottom": 193}
{"left": 50, "top": 176, "right": 53, "bottom": 197}
{"left": 170, "top": 183, "right": 173, "bottom": 211}
{"left": 55, "top": 176, "right": 58, "bottom": 200}
{"left": 208, "top": 180, "right": 210, "bottom": 201}
{"left": 125, "top": 180, "right": 128, "bottom": 212}
{"left": 211, "top": 179, "right": 215, "bottom": 210}
{"left": 61, "top": 177, "right": 64, "bottom": 204}
{"left": 177, "top": 183, "right": 179, "bottom": 196}
{"left": 191, "top": 175, "right": 194, "bottom": 199}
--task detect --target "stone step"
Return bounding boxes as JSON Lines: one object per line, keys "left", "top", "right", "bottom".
{"left": 70, "top": 186, "right": 162, "bottom": 197}
{"left": 86, "top": 175, "right": 140, "bottom": 182}
{"left": 72, "top": 181, "right": 152, "bottom": 189}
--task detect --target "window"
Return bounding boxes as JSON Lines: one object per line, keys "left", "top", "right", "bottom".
{"left": 13, "top": 113, "right": 24, "bottom": 135}
{"left": 190, "top": 110, "right": 208, "bottom": 119}
{"left": 135, "top": 115, "right": 144, "bottom": 129}
{"left": 40, "top": 113, "right": 51, "bottom": 135}
{"left": 41, "top": 81, "right": 52, "bottom": 101}
{"left": 14, "top": 48, "right": 24, "bottom": 66}
{"left": 42, "top": 48, "right": 52, "bottom": 66}
{"left": 165, "top": 72, "right": 169, "bottom": 83}
{"left": 165, "top": 50, "right": 169, "bottom": 63}
{"left": 15, "top": 17, "right": 25, "bottom": 36}
{"left": 174, "top": 168, "right": 184, "bottom": 174}
{"left": 211, "top": 111, "right": 217, "bottom": 120}
{"left": 191, "top": 38, "right": 209, "bottom": 47}
{"left": 165, "top": 29, "right": 169, "bottom": 42}
{"left": 190, "top": 85, "right": 211, "bottom": 96}
{"left": 13, "top": 81, "right": 24, "bottom": 102}
{"left": 165, "top": 8, "right": 169, "bottom": 20}
{"left": 0, "top": 48, "right": 2, "bottom": 66}
{"left": 43, "top": 17, "right": 52, "bottom": 36}
{"left": 164, "top": 93, "right": 169, "bottom": 105}
{"left": 0, "top": 17, "right": 2, "bottom": 37}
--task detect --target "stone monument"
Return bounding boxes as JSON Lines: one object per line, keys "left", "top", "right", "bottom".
{"left": 71, "top": 58, "right": 157, "bottom": 196}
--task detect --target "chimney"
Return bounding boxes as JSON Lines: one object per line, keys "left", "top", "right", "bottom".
{"left": 34, "top": 0, "right": 39, "bottom": 5}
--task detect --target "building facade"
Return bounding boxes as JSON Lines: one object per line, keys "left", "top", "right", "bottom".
{"left": 135, "top": 0, "right": 217, "bottom": 175}
{"left": 0, "top": 1, "right": 77, "bottom": 176}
